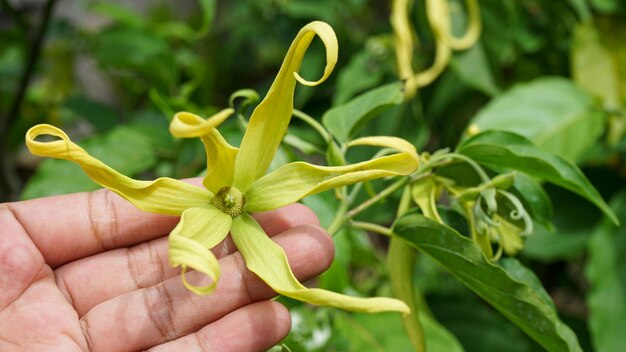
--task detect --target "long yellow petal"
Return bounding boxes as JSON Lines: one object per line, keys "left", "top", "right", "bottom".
{"left": 391, "top": 0, "right": 416, "bottom": 81}
{"left": 447, "top": 0, "right": 481, "bottom": 51}
{"left": 246, "top": 136, "right": 418, "bottom": 212}
{"left": 26, "top": 124, "right": 212, "bottom": 215}
{"left": 168, "top": 109, "right": 240, "bottom": 193}
{"left": 406, "top": 0, "right": 452, "bottom": 93}
{"left": 168, "top": 206, "right": 232, "bottom": 295}
{"left": 201, "top": 129, "right": 239, "bottom": 194}
{"left": 231, "top": 213, "right": 409, "bottom": 314}
{"left": 233, "top": 21, "right": 338, "bottom": 192}
{"left": 169, "top": 108, "right": 235, "bottom": 138}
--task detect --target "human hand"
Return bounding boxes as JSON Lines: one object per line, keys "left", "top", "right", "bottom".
{"left": 0, "top": 186, "right": 334, "bottom": 352}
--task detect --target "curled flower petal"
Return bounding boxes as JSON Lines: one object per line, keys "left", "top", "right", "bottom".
{"left": 233, "top": 21, "right": 338, "bottom": 192}
{"left": 230, "top": 213, "right": 410, "bottom": 314}
{"left": 391, "top": 0, "right": 416, "bottom": 82}
{"left": 168, "top": 206, "right": 232, "bottom": 295}
{"left": 25, "top": 124, "right": 212, "bottom": 215}
{"left": 201, "top": 129, "right": 239, "bottom": 194}
{"left": 169, "top": 108, "right": 235, "bottom": 138}
{"left": 246, "top": 136, "right": 418, "bottom": 212}
{"left": 446, "top": 0, "right": 481, "bottom": 50}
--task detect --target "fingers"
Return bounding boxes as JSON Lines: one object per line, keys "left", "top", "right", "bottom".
{"left": 0, "top": 207, "right": 45, "bottom": 311}
{"left": 146, "top": 301, "right": 290, "bottom": 352}
{"left": 5, "top": 183, "right": 319, "bottom": 267}
{"left": 55, "top": 203, "right": 319, "bottom": 316}
{"left": 80, "top": 224, "right": 334, "bottom": 352}
{"left": 5, "top": 189, "right": 179, "bottom": 267}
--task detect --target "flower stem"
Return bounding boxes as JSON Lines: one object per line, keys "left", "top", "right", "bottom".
{"left": 349, "top": 221, "right": 393, "bottom": 237}
{"left": 347, "top": 177, "right": 409, "bottom": 219}
{"left": 292, "top": 109, "right": 330, "bottom": 142}
{"left": 327, "top": 199, "right": 350, "bottom": 236}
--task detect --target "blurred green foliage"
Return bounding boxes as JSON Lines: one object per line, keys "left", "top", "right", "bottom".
{"left": 2, "top": 0, "right": 626, "bottom": 351}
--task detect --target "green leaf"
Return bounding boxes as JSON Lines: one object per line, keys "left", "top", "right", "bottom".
{"left": 333, "top": 49, "right": 385, "bottom": 105}
{"left": 450, "top": 43, "right": 500, "bottom": 96}
{"left": 590, "top": 0, "right": 624, "bottom": 13}
{"left": 21, "top": 125, "right": 158, "bottom": 199}
{"left": 322, "top": 82, "right": 404, "bottom": 143}
{"left": 457, "top": 130, "right": 617, "bottom": 224}
{"left": 512, "top": 173, "right": 553, "bottom": 227}
{"left": 95, "top": 27, "right": 169, "bottom": 68}
{"left": 467, "top": 77, "right": 605, "bottom": 162}
{"left": 90, "top": 2, "right": 146, "bottom": 27}
{"left": 64, "top": 96, "right": 120, "bottom": 132}
{"left": 429, "top": 294, "right": 541, "bottom": 352}
{"left": 93, "top": 27, "right": 174, "bottom": 88}
{"left": 329, "top": 311, "right": 463, "bottom": 352}
{"left": 393, "top": 214, "right": 583, "bottom": 352}
{"left": 523, "top": 185, "right": 600, "bottom": 262}
{"left": 586, "top": 191, "right": 626, "bottom": 352}
{"left": 572, "top": 22, "right": 620, "bottom": 108}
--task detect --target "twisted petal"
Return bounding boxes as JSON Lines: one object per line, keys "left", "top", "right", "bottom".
{"left": 26, "top": 124, "right": 212, "bottom": 215}
{"left": 446, "top": 0, "right": 481, "bottom": 50}
{"left": 246, "top": 136, "right": 418, "bottom": 212}
{"left": 201, "top": 129, "right": 239, "bottom": 194}
{"left": 168, "top": 110, "right": 239, "bottom": 193}
{"left": 231, "top": 213, "right": 410, "bottom": 314}
{"left": 169, "top": 108, "right": 235, "bottom": 138}
{"left": 168, "top": 206, "right": 232, "bottom": 295}
{"left": 391, "top": 0, "right": 416, "bottom": 81}
{"left": 233, "top": 21, "right": 338, "bottom": 192}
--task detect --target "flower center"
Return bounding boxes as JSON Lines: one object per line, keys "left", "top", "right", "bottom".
{"left": 211, "top": 186, "right": 245, "bottom": 218}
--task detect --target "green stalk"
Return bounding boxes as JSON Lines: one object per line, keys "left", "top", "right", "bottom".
{"left": 388, "top": 186, "right": 425, "bottom": 352}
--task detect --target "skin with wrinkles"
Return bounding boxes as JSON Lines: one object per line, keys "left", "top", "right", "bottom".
{"left": 0, "top": 185, "right": 333, "bottom": 352}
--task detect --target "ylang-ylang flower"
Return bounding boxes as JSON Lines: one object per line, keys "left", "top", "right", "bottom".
{"left": 26, "top": 21, "right": 417, "bottom": 314}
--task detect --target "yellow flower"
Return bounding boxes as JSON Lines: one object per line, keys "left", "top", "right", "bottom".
{"left": 391, "top": 0, "right": 481, "bottom": 98}
{"left": 26, "top": 21, "right": 416, "bottom": 314}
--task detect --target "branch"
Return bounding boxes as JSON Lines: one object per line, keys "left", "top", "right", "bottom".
{"left": 0, "top": 0, "right": 58, "bottom": 200}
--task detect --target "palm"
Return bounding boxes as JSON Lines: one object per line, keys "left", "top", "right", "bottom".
{"left": 0, "top": 190, "right": 332, "bottom": 352}
{"left": 2, "top": 265, "right": 88, "bottom": 351}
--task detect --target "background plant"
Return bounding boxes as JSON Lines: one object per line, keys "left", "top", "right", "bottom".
{"left": 2, "top": 0, "right": 625, "bottom": 351}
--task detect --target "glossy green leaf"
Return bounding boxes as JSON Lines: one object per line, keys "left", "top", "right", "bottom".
{"left": 572, "top": 22, "right": 620, "bottom": 108}
{"left": 90, "top": 2, "right": 146, "bottom": 27}
{"left": 586, "top": 191, "right": 626, "bottom": 352}
{"left": 322, "top": 82, "right": 404, "bottom": 142}
{"left": 457, "top": 130, "right": 617, "bottom": 224}
{"left": 64, "top": 96, "right": 120, "bottom": 132}
{"left": 429, "top": 293, "right": 542, "bottom": 352}
{"left": 512, "top": 173, "right": 553, "bottom": 227}
{"left": 330, "top": 311, "right": 463, "bottom": 352}
{"left": 523, "top": 185, "right": 600, "bottom": 262}
{"left": 450, "top": 43, "right": 500, "bottom": 96}
{"left": 333, "top": 48, "right": 385, "bottom": 105}
{"left": 590, "top": 0, "right": 624, "bottom": 13}
{"left": 467, "top": 77, "right": 605, "bottom": 162}
{"left": 393, "top": 214, "right": 583, "bottom": 352}
{"left": 95, "top": 27, "right": 169, "bottom": 68}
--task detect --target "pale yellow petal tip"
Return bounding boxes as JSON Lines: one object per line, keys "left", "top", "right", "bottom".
{"left": 293, "top": 21, "right": 338, "bottom": 87}
{"left": 372, "top": 297, "right": 411, "bottom": 316}
{"left": 169, "top": 235, "right": 221, "bottom": 295}
{"left": 169, "top": 108, "right": 234, "bottom": 138}
{"left": 26, "top": 123, "right": 66, "bottom": 142}
{"left": 180, "top": 265, "right": 217, "bottom": 295}
{"left": 348, "top": 136, "right": 420, "bottom": 170}
{"left": 25, "top": 124, "right": 72, "bottom": 156}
